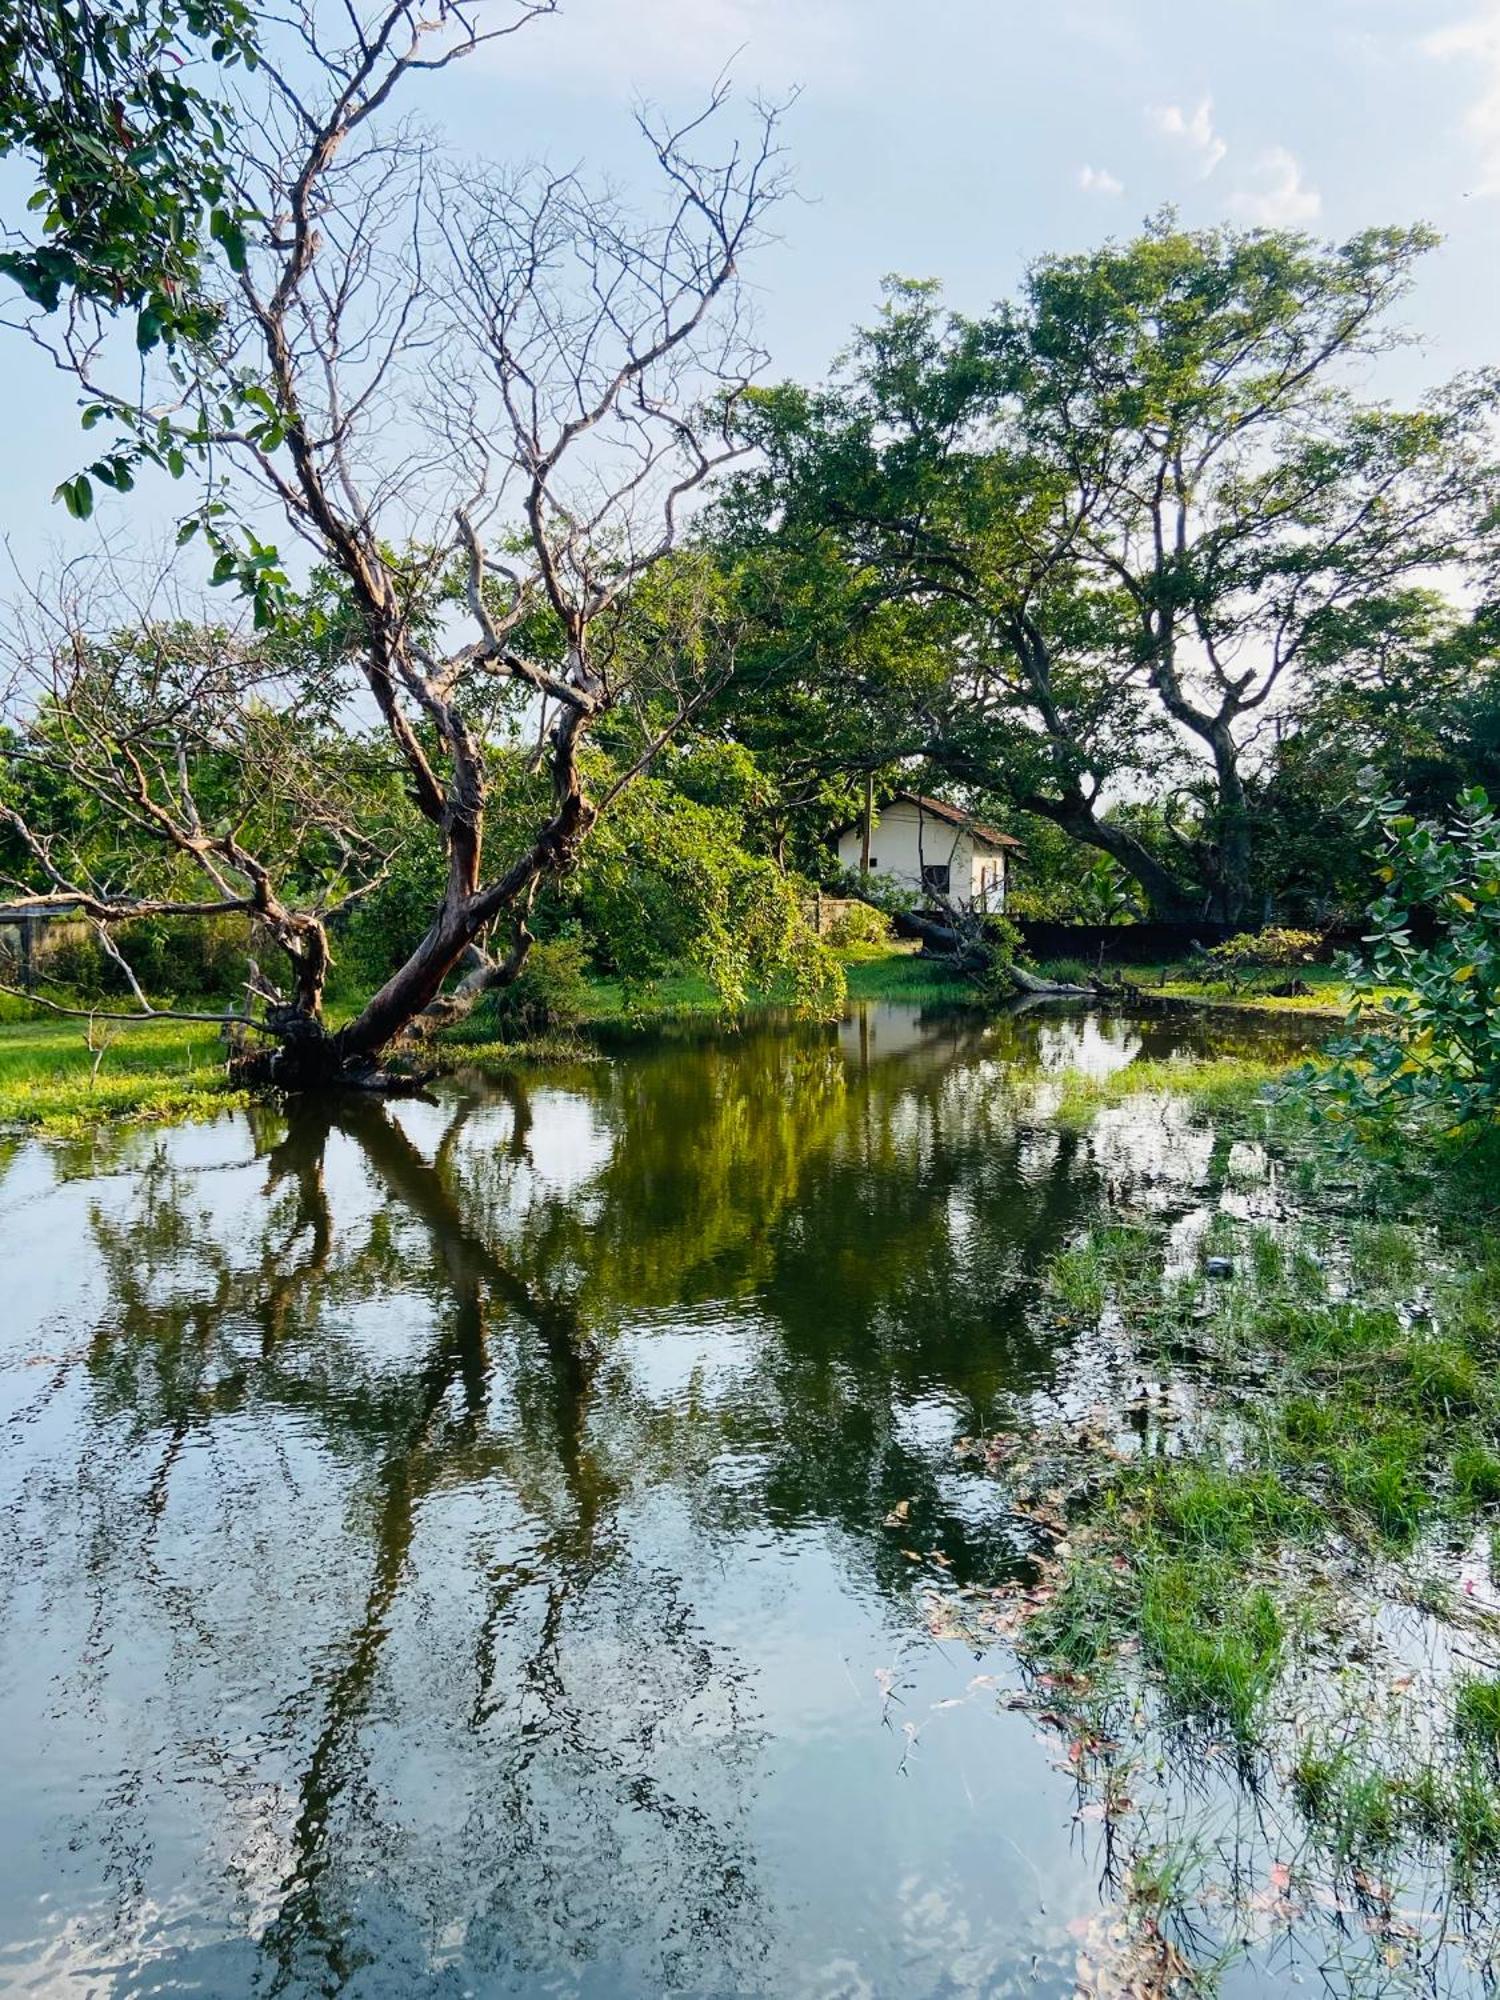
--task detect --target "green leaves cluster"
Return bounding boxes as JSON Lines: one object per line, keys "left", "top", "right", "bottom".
{"left": 0, "top": 0, "right": 257, "bottom": 341}
{"left": 1315, "top": 786, "right": 1500, "bottom": 1129}
{"left": 575, "top": 763, "right": 844, "bottom": 1015}
{"left": 721, "top": 218, "right": 1500, "bottom": 921}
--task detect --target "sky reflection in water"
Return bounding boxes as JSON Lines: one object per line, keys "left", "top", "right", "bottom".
{"left": 0, "top": 1001, "right": 1319, "bottom": 1997}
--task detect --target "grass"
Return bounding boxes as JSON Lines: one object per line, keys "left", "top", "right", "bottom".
{"left": 1048, "top": 1053, "right": 1288, "bottom": 1130}
{"left": 940, "top": 1047, "right": 1500, "bottom": 1968}
{"left": 1123, "top": 959, "right": 1376, "bottom": 1019}
{"left": 1045, "top": 1221, "right": 1158, "bottom": 1317}
{"left": 1139, "top": 1565, "right": 1285, "bottom": 1741}
{"left": 0, "top": 1011, "right": 248, "bottom": 1137}
{"left": 1455, "top": 1676, "right": 1500, "bottom": 1754}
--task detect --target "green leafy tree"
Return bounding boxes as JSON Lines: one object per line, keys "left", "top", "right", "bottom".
{"left": 726, "top": 221, "right": 1500, "bottom": 921}
{"left": 1252, "top": 597, "right": 1500, "bottom": 919}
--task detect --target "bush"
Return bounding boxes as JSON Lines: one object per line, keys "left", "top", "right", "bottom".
{"left": 335, "top": 840, "right": 447, "bottom": 994}
{"left": 33, "top": 924, "right": 107, "bottom": 993}
{"left": 22, "top": 913, "right": 250, "bottom": 1000}
{"left": 1203, "top": 926, "right": 1323, "bottom": 993}
{"left": 1310, "top": 785, "right": 1500, "bottom": 1130}
{"left": 1033, "top": 956, "right": 1095, "bottom": 987}
{"left": 826, "top": 901, "right": 891, "bottom": 949}
{"left": 115, "top": 913, "right": 251, "bottom": 997}
{"left": 472, "top": 936, "right": 589, "bottom": 1040}
{"left": 968, "top": 913, "right": 1027, "bottom": 999}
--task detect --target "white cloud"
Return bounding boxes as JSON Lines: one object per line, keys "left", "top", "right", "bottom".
{"left": 1076, "top": 163, "right": 1124, "bottom": 196}
{"left": 496, "top": 0, "right": 859, "bottom": 95}
{"left": 1423, "top": 2, "right": 1500, "bottom": 195}
{"left": 1148, "top": 96, "right": 1227, "bottom": 178}
{"left": 1229, "top": 145, "right": 1322, "bottom": 226}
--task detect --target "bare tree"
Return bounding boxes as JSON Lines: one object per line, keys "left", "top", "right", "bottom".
{"left": 3, "top": 0, "right": 787, "bottom": 1086}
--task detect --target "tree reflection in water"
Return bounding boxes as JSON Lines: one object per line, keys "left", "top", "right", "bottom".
{"left": 0, "top": 1003, "right": 1312, "bottom": 1996}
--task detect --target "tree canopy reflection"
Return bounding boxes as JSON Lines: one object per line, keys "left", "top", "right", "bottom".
{"left": 1, "top": 1003, "right": 1297, "bottom": 1994}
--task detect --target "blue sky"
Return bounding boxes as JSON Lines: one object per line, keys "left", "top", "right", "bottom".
{"left": 4, "top": 0, "right": 1499, "bottom": 569}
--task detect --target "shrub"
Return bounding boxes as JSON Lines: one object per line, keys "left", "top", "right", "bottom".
{"left": 115, "top": 913, "right": 251, "bottom": 997}
{"left": 472, "top": 935, "right": 589, "bottom": 1040}
{"left": 336, "top": 839, "right": 447, "bottom": 993}
{"left": 1203, "top": 926, "right": 1323, "bottom": 993}
{"left": 826, "top": 901, "right": 891, "bottom": 949}
{"left": 34, "top": 924, "right": 107, "bottom": 993}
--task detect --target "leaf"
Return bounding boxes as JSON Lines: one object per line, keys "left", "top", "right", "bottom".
{"left": 1454, "top": 965, "right": 1476, "bottom": 983}
{"left": 209, "top": 206, "right": 248, "bottom": 273}
{"left": 56, "top": 474, "right": 93, "bottom": 519}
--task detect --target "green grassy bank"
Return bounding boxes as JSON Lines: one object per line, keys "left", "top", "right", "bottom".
{"left": 0, "top": 948, "right": 975, "bottom": 1136}
{"left": 0, "top": 943, "right": 1364, "bottom": 1138}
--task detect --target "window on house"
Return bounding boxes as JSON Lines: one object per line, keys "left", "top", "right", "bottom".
{"left": 921, "top": 863, "right": 950, "bottom": 895}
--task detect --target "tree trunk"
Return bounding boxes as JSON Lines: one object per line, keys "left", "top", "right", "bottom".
{"left": 1021, "top": 791, "right": 1206, "bottom": 922}
{"left": 1207, "top": 727, "right": 1253, "bottom": 925}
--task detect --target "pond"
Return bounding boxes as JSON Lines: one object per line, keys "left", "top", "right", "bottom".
{"left": 0, "top": 1000, "right": 1323, "bottom": 1998}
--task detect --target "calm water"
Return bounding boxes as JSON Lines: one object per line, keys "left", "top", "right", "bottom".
{"left": 0, "top": 1001, "right": 1319, "bottom": 1999}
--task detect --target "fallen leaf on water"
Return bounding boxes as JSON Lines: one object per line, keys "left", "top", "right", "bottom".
{"left": 884, "top": 1499, "right": 911, "bottom": 1527}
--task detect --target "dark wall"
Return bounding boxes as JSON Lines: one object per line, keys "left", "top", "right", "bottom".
{"left": 1017, "top": 919, "right": 1277, "bottom": 965}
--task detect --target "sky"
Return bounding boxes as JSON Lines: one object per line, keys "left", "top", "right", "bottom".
{"left": 4, "top": 0, "right": 1500, "bottom": 572}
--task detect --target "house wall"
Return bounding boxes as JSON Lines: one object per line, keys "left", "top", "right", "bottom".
{"left": 835, "top": 801, "right": 1007, "bottom": 909}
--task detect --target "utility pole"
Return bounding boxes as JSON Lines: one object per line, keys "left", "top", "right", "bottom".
{"left": 860, "top": 771, "right": 874, "bottom": 879}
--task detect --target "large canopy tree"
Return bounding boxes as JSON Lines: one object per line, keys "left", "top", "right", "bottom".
{"left": 726, "top": 221, "right": 1500, "bottom": 920}
{"left": 0, "top": 0, "right": 802, "bottom": 1086}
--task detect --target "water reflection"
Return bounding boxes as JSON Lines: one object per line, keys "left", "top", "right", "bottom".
{"left": 0, "top": 1002, "right": 1318, "bottom": 1997}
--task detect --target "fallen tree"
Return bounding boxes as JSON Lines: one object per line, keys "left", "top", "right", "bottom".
{"left": 884, "top": 905, "right": 1096, "bottom": 999}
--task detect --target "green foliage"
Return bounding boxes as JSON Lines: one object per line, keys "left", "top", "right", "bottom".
{"left": 36, "top": 913, "right": 249, "bottom": 1000}
{"left": 336, "top": 834, "right": 447, "bottom": 996}
{"left": 1456, "top": 1677, "right": 1500, "bottom": 1756}
{"left": 1250, "top": 595, "right": 1500, "bottom": 920}
{"left": 472, "top": 937, "right": 589, "bottom": 1041}
{"left": 1199, "top": 927, "right": 1325, "bottom": 995}
{"left": 967, "top": 912, "right": 1025, "bottom": 997}
{"left": 1207, "top": 928, "right": 1323, "bottom": 973}
{"left": 0, "top": 0, "right": 257, "bottom": 337}
{"left": 1313, "top": 785, "right": 1500, "bottom": 1129}
{"left": 1139, "top": 1564, "right": 1285, "bottom": 1741}
{"left": 573, "top": 767, "right": 844, "bottom": 1014}
{"left": 825, "top": 901, "right": 891, "bottom": 949}
{"left": 32, "top": 924, "right": 106, "bottom": 993}
{"left": 723, "top": 217, "right": 1500, "bottom": 923}
{"left": 1006, "top": 844, "right": 1141, "bottom": 924}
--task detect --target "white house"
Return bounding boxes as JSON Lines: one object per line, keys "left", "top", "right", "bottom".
{"left": 835, "top": 792, "right": 1020, "bottom": 911}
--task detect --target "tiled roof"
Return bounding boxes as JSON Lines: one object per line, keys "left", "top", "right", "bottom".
{"left": 836, "top": 791, "right": 1022, "bottom": 850}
